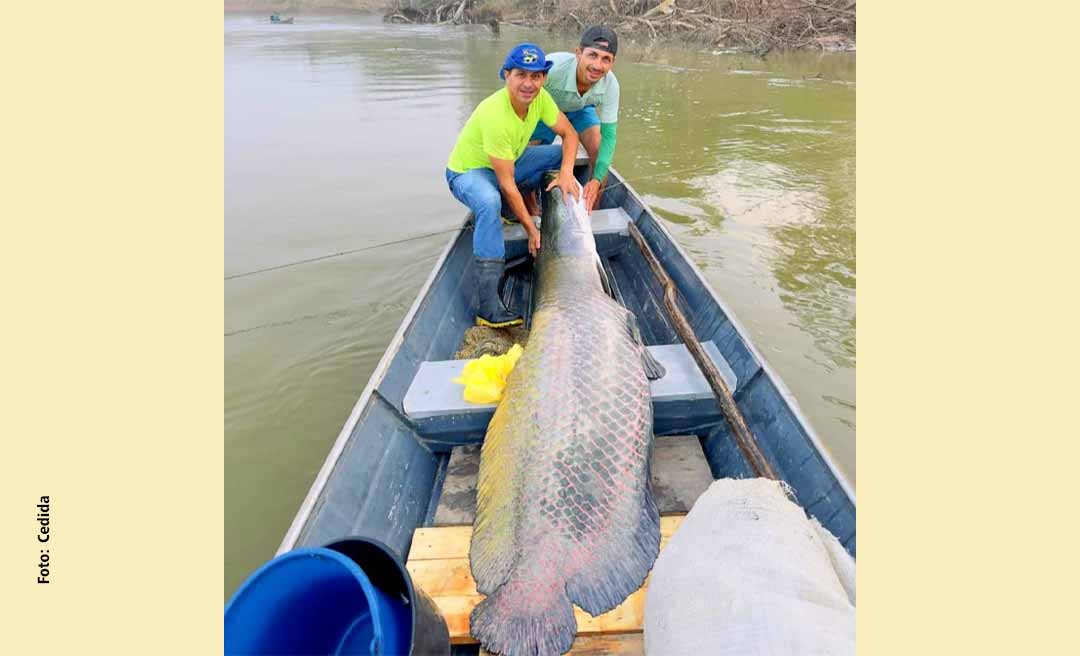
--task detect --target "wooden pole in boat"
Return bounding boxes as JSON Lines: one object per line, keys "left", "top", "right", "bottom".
{"left": 627, "top": 221, "right": 779, "bottom": 481}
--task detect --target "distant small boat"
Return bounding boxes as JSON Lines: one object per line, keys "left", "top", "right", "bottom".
{"left": 269, "top": 14, "right": 294, "bottom": 24}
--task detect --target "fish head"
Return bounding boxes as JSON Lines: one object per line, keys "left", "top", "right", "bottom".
{"left": 540, "top": 176, "right": 597, "bottom": 259}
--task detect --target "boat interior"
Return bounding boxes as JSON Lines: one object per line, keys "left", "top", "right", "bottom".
{"left": 287, "top": 163, "right": 854, "bottom": 570}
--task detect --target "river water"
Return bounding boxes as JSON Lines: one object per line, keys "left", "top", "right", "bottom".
{"left": 225, "top": 13, "right": 855, "bottom": 597}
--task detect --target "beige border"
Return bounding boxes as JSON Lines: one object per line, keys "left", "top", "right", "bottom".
{"left": 857, "top": 2, "right": 1079, "bottom": 653}
{"left": 1, "top": 4, "right": 223, "bottom": 653}
{"left": 5, "top": 2, "right": 1077, "bottom": 653}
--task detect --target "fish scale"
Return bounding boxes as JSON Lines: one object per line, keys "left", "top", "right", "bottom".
{"left": 469, "top": 186, "right": 661, "bottom": 656}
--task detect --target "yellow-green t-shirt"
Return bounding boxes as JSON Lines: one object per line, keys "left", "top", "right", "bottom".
{"left": 447, "top": 87, "right": 559, "bottom": 173}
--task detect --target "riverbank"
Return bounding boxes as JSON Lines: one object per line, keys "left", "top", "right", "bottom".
{"left": 386, "top": 0, "right": 855, "bottom": 53}
{"left": 226, "top": 1, "right": 855, "bottom": 53}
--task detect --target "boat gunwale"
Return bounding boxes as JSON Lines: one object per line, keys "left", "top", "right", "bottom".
{"left": 276, "top": 225, "right": 465, "bottom": 555}
{"left": 616, "top": 171, "right": 855, "bottom": 503}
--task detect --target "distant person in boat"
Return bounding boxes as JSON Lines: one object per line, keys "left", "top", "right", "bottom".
{"left": 445, "top": 43, "right": 581, "bottom": 329}
{"left": 530, "top": 25, "right": 620, "bottom": 214}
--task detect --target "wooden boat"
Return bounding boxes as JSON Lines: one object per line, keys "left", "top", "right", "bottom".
{"left": 276, "top": 160, "right": 856, "bottom": 648}
{"left": 269, "top": 14, "right": 294, "bottom": 24}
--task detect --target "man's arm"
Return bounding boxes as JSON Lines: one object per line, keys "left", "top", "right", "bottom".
{"left": 583, "top": 121, "right": 617, "bottom": 212}
{"left": 489, "top": 156, "right": 541, "bottom": 257}
{"left": 594, "top": 122, "right": 617, "bottom": 182}
{"left": 546, "top": 113, "right": 581, "bottom": 201}
{"left": 595, "top": 77, "right": 620, "bottom": 182}
{"left": 585, "top": 77, "right": 619, "bottom": 212}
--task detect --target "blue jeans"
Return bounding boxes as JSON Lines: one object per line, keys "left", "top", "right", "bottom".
{"left": 446, "top": 144, "right": 563, "bottom": 259}
{"left": 531, "top": 106, "right": 600, "bottom": 144}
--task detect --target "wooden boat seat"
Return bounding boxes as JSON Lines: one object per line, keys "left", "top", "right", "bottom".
{"left": 502, "top": 206, "right": 632, "bottom": 244}
{"left": 403, "top": 341, "right": 738, "bottom": 421}
{"left": 405, "top": 515, "right": 686, "bottom": 648}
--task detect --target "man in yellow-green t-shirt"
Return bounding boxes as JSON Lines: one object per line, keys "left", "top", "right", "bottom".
{"left": 446, "top": 43, "right": 581, "bottom": 328}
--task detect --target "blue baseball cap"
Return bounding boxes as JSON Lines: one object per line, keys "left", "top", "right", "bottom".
{"left": 499, "top": 43, "right": 553, "bottom": 80}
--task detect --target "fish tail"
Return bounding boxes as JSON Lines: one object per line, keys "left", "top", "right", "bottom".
{"left": 565, "top": 489, "right": 661, "bottom": 616}
{"left": 470, "top": 575, "right": 577, "bottom": 656}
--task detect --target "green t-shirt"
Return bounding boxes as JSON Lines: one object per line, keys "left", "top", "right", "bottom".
{"left": 447, "top": 87, "right": 560, "bottom": 173}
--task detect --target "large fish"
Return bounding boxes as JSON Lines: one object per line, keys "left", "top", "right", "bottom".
{"left": 469, "top": 181, "right": 665, "bottom": 656}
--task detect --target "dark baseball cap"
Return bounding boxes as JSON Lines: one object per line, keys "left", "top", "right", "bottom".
{"left": 580, "top": 26, "right": 618, "bottom": 55}
{"left": 499, "top": 43, "right": 554, "bottom": 80}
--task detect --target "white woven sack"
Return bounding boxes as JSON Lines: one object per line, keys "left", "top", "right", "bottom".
{"left": 644, "top": 478, "right": 855, "bottom": 655}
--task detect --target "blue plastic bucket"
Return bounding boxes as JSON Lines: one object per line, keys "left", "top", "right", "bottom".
{"left": 323, "top": 538, "right": 450, "bottom": 656}
{"left": 224, "top": 547, "right": 410, "bottom": 655}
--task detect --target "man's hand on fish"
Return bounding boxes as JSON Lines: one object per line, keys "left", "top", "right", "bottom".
{"left": 546, "top": 169, "right": 581, "bottom": 203}
{"left": 548, "top": 111, "right": 581, "bottom": 205}
{"left": 582, "top": 178, "right": 602, "bottom": 214}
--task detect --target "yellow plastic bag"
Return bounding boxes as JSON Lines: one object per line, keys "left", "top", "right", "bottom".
{"left": 453, "top": 344, "right": 524, "bottom": 404}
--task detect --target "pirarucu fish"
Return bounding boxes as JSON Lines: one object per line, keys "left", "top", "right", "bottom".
{"left": 469, "top": 180, "right": 664, "bottom": 656}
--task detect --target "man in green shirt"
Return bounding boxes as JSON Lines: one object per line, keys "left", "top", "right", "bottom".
{"left": 446, "top": 43, "right": 581, "bottom": 328}
{"left": 530, "top": 26, "right": 620, "bottom": 213}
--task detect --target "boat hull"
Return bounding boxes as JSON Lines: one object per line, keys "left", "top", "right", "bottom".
{"left": 277, "top": 165, "right": 856, "bottom": 567}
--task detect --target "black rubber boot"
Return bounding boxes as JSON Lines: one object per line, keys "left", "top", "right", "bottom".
{"left": 475, "top": 257, "right": 523, "bottom": 328}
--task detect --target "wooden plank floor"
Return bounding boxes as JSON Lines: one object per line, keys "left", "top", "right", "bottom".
{"left": 406, "top": 515, "right": 685, "bottom": 647}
